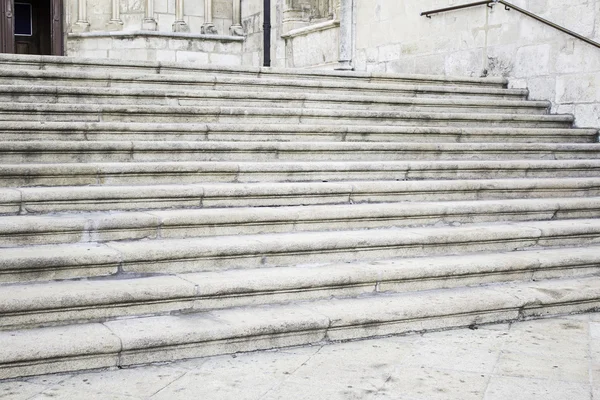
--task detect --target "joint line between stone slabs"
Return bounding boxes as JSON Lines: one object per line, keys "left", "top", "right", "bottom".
{"left": 256, "top": 344, "right": 325, "bottom": 400}
{"left": 175, "top": 274, "right": 202, "bottom": 297}
{"left": 98, "top": 322, "right": 124, "bottom": 368}
{"left": 13, "top": 188, "right": 25, "bottom": 215}
{"left": 145, "top": 369, "right": 189, "bottom": 398}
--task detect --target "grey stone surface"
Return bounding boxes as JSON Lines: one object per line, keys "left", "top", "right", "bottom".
{"left": 3, "top": 314, "right": 600, "bottom": 399}
{"left": 0, "top": 55, "right": 598, "bottom": 382}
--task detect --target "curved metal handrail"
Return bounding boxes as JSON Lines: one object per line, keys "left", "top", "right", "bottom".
{"left": 421, "top": 0, "right": 600, "bottom": 49}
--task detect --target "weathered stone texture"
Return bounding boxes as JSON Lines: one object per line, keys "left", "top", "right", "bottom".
{"left": 57, "top": 0, "right": 600, "bottom": 122}
{"left": 350, "top": 0, "right": 600, "bottom": 127}
{"left": 68, "top": 33, "right": 244, "bottom": 66}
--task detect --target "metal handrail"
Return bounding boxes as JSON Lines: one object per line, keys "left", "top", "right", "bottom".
{"left": 421, "top": 0, "right": 600, "bottom": 49}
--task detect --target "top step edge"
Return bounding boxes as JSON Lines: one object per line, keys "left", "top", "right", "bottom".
{"left": 0, "top": 53, "right": 508, "bottom": 87}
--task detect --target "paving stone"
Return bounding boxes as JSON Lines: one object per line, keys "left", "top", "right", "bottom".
{"left": 484, "top": 376, "right": 591, "bottom": 400}
{"left": 151, "top": 349, "right": 318, "bottom": 400}
{"left": 0, "top": 381, "right": 47, "bottom": 400}
{"left": 29, "top": 386, "right": 142, "bottom": 400}
{"left": 261, "top": 381, "right": 381, "bottom": 400}
{"left": 591, "top": 321, "right": 600, "bottom": 338}
{"left": 53, "top": 365, "right": 187, "bottom": 398}
{"left": 1, "top": 314, "right": 599, "bottom": 399}
{"left": 501, "top": 318, "right": 590, "bottom": 360}
{"left": 495, "top": 351, "right": 589, "bottom": 383}
{"left": 376, "top": 366, "right": 489, "bottom": 400}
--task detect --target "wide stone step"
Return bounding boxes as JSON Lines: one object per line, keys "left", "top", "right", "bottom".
{"left": 0, "top": 85, "right": 548, "bottom": 115}
{"left": 3, "top": 141, "right": 600, "bottom": 163}
{"left": 1, "top": 275, "right": 599, "bottom": 379}
{"left": 0, "top": 103, "right": 571, "bottom": 128}
{"left": 0, "top": 53, "right": 509, "bottom": 89}
{"left": 4, "top": 178, "right": 600, "bottom": 215}
{"left": 2, "top": 198, "right": 599, "bottom": 247}
{"left": 1, "top": 246, "right": 599, "bottom": 332}
{"left": 0, "top": 69, "right": 526, "bottom": 100}
{"left": 1, "top": 160, "right": 598, "bottom": 187}
{"left": 1, "top": 122, "right": 594, "bottom": 143}
{"left": 2, "top": 219, "right": 599, "bottom": 283}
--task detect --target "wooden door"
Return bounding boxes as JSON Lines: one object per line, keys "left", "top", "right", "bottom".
{"left": 0, "top": 0, "right": 15, "bottom": 53}
{"left": 0, "top": 0, "right": 62, "bottom": 55}
{"left": 49, "top": 0, "right": 62, "bottom": 55}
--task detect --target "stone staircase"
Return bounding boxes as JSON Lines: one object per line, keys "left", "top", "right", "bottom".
{"left": 1, "top": 54, "right": 600, "bottom": 380}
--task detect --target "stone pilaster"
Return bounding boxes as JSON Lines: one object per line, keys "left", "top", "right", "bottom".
{"left": 336, "top": 0, "right": 353, "bottom": 70}
{"left": 201, "top": 0, "right": 218, "bottom": 34}
{"left": 142, "top": 0, "right": 157, "bottom": 30}
{"left": 106, "top": 0, "right": 124, "bottom": 31}
{"left": 71, "top": 0, "right": 90, "bottom": 33}
{"left": 229, "top": 0, "right": 244, "bottom": 36}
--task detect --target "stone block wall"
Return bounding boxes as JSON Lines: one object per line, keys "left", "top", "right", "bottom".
{"left": 67, "top": 32, "right": 244, "bottom": 65}
{"left": 67, "top": 0, "right": 233, "bottom": 34}
{"left": 281, "top": 20, "right": 340, "bottom": 68}
{"left": 241, "top": 0, "right": 263, "bottom": 66}
{"left": 270, "top": 0, "right": 340, "bottom": 69}
{"left": 64, "top": 0, "right": 256, "bottom": 67}
{"left": 354, "top": 0, "right": 600, "bottom": 128}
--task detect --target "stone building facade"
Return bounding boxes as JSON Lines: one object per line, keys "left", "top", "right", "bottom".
{"left": 0, "top": 0, "right": 598, "bottom": 126}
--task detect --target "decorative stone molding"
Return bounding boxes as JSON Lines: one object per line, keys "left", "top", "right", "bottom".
{"left": 142, "top": 0, "right": 157, "bottom": 31}
{"left": 106, "top": 0, "right": 124, "bottom": 31}
{"left": 68, "top": 31, "right": 245, "bottom": 41}
{"left": 282, "top": 0, "right": 337, "bottom": 36}
{"left": 172, "top": 0, "right": 189, "bottom": 32}
{"left": 281, "top": 19, "right": 339, "bottom": 39}
{"left": 67, "top": 31, "right": 245, "bottom": 65}
{"left": 201, "top": 0, "right": 218, "bottom": 34}
{"left": 71, "top": 0, "right": 90, "bottom": 33}
{"left": 229, "top": 0, "right": 244, "bottom": 36}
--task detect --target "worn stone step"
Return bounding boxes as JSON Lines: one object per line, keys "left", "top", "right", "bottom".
{"left": 3, "top": 178, "right": 600, "bottom": 215}
{"left": 1, "top": 275, "right": 599, "bottom": 379}
{"left": 0, "top": 69, "right": 526, "bottom": 100}
{"left": 0, "top": 85, "right": 548, "bottom": 115}
{"left": 2, "top": 218, "right": 599, "bottom": 283}
{"left": 3, "top": 141, "right": 600, "bottom": 163}
{"left": 0, "top": 53, "right": 509, "bottom": 88}
{"left": 1, "top": 160, "right": 598, "bottom": 187}
{"left": 0, "top": 122, "right": 594, "bottom": 143}
{"left": 0, "top": 103, "right": 572, "bottom": 127}
{"left": 1, "top": 246, "right": 599, "bottom": 331}
{"left": 2, "top": 198, "right": 599, "bottom": 247}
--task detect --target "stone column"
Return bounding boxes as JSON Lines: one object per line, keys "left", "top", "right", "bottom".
{"left": 336, "top": 0, "right": 353, "bottom": 70}
{"left": 229, "top": 0, "right": 244, "bottom": 36}
{"left": 201, "top": 0, "right": 218, "bottom": 34}
{"left": 106, "top": 0, "right": 124, "bottom": 30}
{"left": 172, "top": 0, "right": 189, "bottom": 32}
{"left": 71, "top": 0, "right": 90, "bottom": 32}
{"left": 142, "top": 0, "right": 157, "bottom": 30}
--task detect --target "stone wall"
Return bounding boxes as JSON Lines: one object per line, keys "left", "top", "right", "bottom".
{"left": 64, "top": 0, "right": 255, "bottom": 66}
{"left": 67, "top": 0, "right": 233, "bottom": 34}
{"left": 281, "top": 20, "right": 340, "bottom": 68}
{"left": 59, "top": 0, "right": 600, "bottom": 127}
{"left": 67, "top": 32, "right": 244, "bottom": 65}
{"left": 241, "top": 0, "right": 263, "bottom": 66}
{"left": 271, "top": 0, "right": 340, "bottom": 69}
{"left": 353, "top": 0, "right": 600, "bottom": 128}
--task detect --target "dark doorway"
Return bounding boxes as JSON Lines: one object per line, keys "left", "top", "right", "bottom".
{"left": 1, "top": 0, "right": 63, "bottom": 55}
